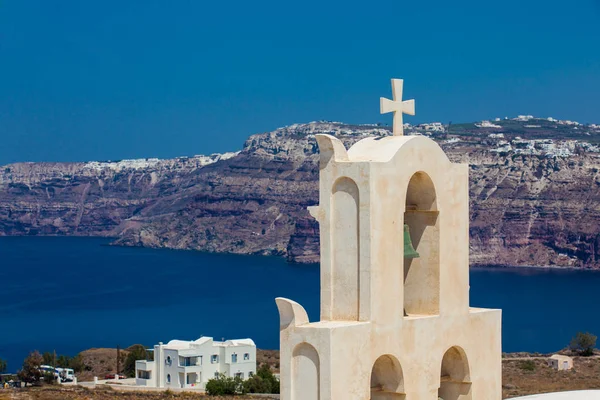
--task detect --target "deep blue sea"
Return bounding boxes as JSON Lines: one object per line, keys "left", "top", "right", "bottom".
{"left": 1, "top": 237, "right": 600, "bottom": 373}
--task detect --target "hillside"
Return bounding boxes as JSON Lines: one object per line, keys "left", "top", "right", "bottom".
{"left": 1, "top": 116, "right": 599, "bottom": 268}
{"left": 3, "top": 350, "right": 600, "bottom": 399}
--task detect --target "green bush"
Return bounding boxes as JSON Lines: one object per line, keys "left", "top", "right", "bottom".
{"left": 69, "top": 354, "right": 87, "bottom": 373}
{"left": 123, "top": 345, "right": 150, "bottom": 378}
{"left": 243, "top": 375, "right": 270, "bottom": 393}
{"left": 205, "top": 373, "right": 245, "bottom": 395}
{"left": 254, "top": 364, "right": 280, "bottom": 394}
{"left": 42, "top": 371, "right": 58, "bottom": 385}
{"left": 570, "top": 332, "right": 597, "bottom": 356}
{"left": 206, "top": 365, "right": 279, "bottom": 395}
{"left": 56, "top": 355, "right": 68, "bottom": 368}
{"left": 42, "top": 352, "right": 54, "bottom": 366}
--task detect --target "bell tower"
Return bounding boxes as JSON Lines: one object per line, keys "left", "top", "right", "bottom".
{"left": 276, "top": 79, "right": 502, "bottom": 400}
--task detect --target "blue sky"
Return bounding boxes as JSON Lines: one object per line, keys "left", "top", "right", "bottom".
{"left": 1, "top": 0, "right": 599, "bottom": 164}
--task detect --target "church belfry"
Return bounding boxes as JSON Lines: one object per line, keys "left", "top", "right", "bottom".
{"left": 276, "top": 79, "right": 502, "bottom": 400}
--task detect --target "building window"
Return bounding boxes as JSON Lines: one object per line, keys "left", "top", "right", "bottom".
{"left": 244, "top": 353, "right": 250, "bottom": 360}
{"left": 214, "top": 372, "right": 220, "bottom": 379}
{"left": 199, "top": 355, "right": 203, "bottom": 365}
{"left": 249, "top": 371, "right": 254, "bottom": 377}
{"left": 232, "top": 353, "right": 237, "bottom": 363}
{"left": 167, "top": 374, "right": 171, "bottom": 384}
{"left": 211, "top": 354, "right": 219, "bottom": 363}
{"left": 137, "top": 370, "right": 151, "bottom": 379}
{"left": 179, "top": 357, "right": 196, "bottom": 367}
{"left": 166, "top": 356, "right": 172, "bottom": 366}
{"left": 235, "top": 372, "right": 243, "bottom": 379}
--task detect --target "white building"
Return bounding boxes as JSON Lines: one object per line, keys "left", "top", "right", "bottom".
{"left": 547, "top": 354, "right": 573, "bottom": 371}
{"left": 135, "top": 337, "right": 256, "bottom": 389}
{"left": 514, "top": 115, "right": 534, "bottom": 121}
{"left": 476, "top": 120, "right": 502, "bottom": 129}
{"left": 417, "top": 122, "right": 445, "bottom": 132}
{"left": 558, "top": 119, "right": 581, "bottom": 126}
{"left": 490, "top": 140, "right": 512, "bottom": 154}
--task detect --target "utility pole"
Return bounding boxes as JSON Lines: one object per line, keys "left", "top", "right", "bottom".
{"left": 116, "top": 345, "right": 120, "bottom": 375}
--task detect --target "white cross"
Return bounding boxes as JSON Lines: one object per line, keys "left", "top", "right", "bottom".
{"left": 380, "top": 78, "right": 415, "bottom": 136}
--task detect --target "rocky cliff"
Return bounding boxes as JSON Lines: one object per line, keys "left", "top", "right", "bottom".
{"left": 1, "top": 118, "right": 600, "bottom": 268}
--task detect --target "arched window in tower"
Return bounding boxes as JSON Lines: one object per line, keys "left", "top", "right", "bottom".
{"left": 292, "top": 342, "right": 320, "bottom": 400}
{"left": 439, "top": 346, "right": 472, "bottom": 400}
{"left": 403, "top": 171, "right": 440, "bottom": 316}
{"left": 331, "top": 177, "right": 360, "bottom": 321}
{"left": 370, "top": 354, "right": 405, "bottom": 400}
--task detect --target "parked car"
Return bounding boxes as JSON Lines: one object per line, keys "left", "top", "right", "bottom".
{"left": 104, "top": 373, "right": 126, "bottom": 380}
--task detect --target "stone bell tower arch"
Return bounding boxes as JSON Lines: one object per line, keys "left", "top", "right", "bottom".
{"left": 404, "top": 170, "right": 440, "bottom": 316}
{"left": 276, "top": 79, "right": 502, "bottom": 400}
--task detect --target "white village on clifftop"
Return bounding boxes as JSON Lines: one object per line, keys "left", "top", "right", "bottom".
{"left": 75, "top": 115, "right": 600, "bottom": 173}
{"left": 86, "top": 114, "right": 600, "bottom": 171}
{"left": 2, "top": 114, "right": 598, "bottom": 183}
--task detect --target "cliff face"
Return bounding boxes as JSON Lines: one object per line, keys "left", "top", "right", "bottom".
{"left": 1, "top": 121, "right": 600, "bottom": 268}
{"left": 465, "top": 152, "right": 600, "bottom": 268}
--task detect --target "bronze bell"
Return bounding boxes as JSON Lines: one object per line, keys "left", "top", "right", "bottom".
{"left": 403, "top": 224, "right": 420, "bottom": 259}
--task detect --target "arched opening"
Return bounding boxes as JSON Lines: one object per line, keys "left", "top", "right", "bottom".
{"left": 370, "top": 355, "right": 405, "bottom": 400}
{"left": 403, "top": 171, "right": 440, "bottom": 316}
{"left": 439, "top": 346, "right": 472, "bottom": 400}
{"left": 292, "top": 343, "right": 320, "bottom": 400}
{"left": 331, "top": 177, "right": 360, "bottom": 320}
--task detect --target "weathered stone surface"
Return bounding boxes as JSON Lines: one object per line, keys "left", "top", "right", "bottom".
{"left": 1, "top": 121, "right": 600, "bottom": 268}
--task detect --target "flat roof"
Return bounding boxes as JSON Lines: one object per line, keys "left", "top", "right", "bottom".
{"left": 163, "top": 336, "right": 255, "bottom": 350}
{"left": 549, "top": 354, "right": 572, "bottom": 360}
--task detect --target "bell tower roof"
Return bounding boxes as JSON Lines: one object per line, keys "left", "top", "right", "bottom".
{"left": 346, "top": 134, "right": 451, "bottom": 164}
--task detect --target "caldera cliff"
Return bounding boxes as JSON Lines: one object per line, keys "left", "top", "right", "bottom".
{"left": 1, "top": 119, "right": 599, "bottom": 268}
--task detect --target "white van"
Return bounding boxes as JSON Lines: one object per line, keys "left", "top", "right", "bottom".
{"left": 38, "top": 365, "right": 60, "bottom": 380}
{"left": 56, "top": 368, "right": 75, "bottom": 382}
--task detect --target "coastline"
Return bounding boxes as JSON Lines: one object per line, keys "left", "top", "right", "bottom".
{"left": 0, "top": 235, "right": 596, "bottom": 272}
{"left": 470, "top": 263, "right": 600, "bottom": 272}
